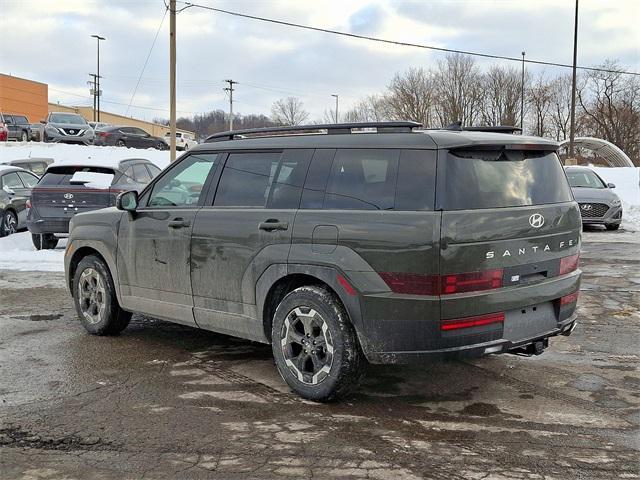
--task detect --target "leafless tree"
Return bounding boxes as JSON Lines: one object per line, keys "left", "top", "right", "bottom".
{"left": 578, "top": 60, "right": 640, "bottom": 163}
{"left": 547, "top": 74, "right": 575, "bottom": 141}
{"left": 383, "top": 67, "right": 435, "bottom": 126}
{"left": 480, "top": 65, "right": 524, "bottom": 127}
{"left": 527, "top": 74, "right": 553, "bottom": 137}
{"left": 343, "top": 95, "right": 390, "bottom": 122}
{"left": 433, "top": 54, "right": 483, "bottom": 127}
{"left": 271, "top": 97, "right": 310, "bottom": 126}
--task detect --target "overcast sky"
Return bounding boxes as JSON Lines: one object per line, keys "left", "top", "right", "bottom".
{"left": 1, "top": 0, "right": 638, "bottom": 122}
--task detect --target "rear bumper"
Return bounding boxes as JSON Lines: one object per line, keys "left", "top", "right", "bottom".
{"left": 27, "top": 217, "right": 70, "bottom": 234}
{"left": 365, "top": 314, "right": 577, "bottom": 364}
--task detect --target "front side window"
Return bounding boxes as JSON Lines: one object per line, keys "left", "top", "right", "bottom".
{"left": 146, "top": 164, "right": 161, "bottom": 178}
{"left": 133, "top": 164, "right": 152, "bottom": 183}
{"left": 2, "top": 172, "right": 24, "bottom": 189}
{"left": 148, "top": 153, "right": 218, "bottom": 208}
{"left": 324, "top": 149, "right": 399, "bottom": 210}
{"left": 214, "top": 152, "right": 282, "bottom": 208}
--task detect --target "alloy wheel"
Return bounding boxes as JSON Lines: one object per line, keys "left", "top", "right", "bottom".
{"left": 280, "top": 306, "right": 334, "bottom": 385}
{"left": 3, "top": 212, "right": 17, "bottom": 235}
{"left": 78, "top": 268, "right": 107, "bottom": 324}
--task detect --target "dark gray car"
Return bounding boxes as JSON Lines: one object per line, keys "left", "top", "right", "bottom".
{"left": 64, "top": 122, "right": 581, "bottom": 401}
{"left": 27, "top": 158, "right": 161, "bottom": 249}
{"left": 565, "top": 166, "right": 622, "bottom": 230}
{"left": 0, "top": 165, "right": 40, "bottom": 236}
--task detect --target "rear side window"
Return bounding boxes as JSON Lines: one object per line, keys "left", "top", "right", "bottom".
{"left": 133, "top": 164, "right": 152, "bottom": 183}
{"left": 17, "top": 171, "right": 39, "bottom": 187}
{"left": 38, "top": 166, "right": 116, "bottom": 186}
{"left": 214, "top": 152, "right": 282, "bottom": 207}
{"left": 396, "top": 150, "right": 436, "bottom": 211}
{"left": 442, "top": 150, "right": 573, "bottom": 210}
{"left": 324, "top": 149, "right": 399, "bottom": 210}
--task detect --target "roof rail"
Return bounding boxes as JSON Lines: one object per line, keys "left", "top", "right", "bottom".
{"left": 444, "top": 122, "right": 522, "bottom": 134}
{"left": 204, "top": 121, "right": 422, "bottom": 143}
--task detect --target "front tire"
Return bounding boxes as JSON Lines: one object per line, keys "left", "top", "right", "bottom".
{"left": 272, "top": 285, "right": 366, "bottom": 402}
{"left": 116, "top": 139, "right": 126, "bottom": 147}
{"left": 21, "top": 131, "right": 28, "bottom": 142}
{"left": 1, "top": 210, "right": 18, "bottom": 237}
{"left": 73, "top": 255, "right": 131, "bottom": 335}
{"left": 31, "top": 233, "right": 59, "bottom": 250}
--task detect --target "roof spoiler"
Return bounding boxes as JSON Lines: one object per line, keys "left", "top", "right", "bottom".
{"left": 445, "top": 122, "right": 523, "bottom": 134}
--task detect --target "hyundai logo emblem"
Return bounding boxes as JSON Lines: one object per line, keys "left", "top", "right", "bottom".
{"left": 63, "top": 193, "right": 74, "bottom": 200}
{"left": 581, "top": 204, "right": 592, "bottom": 211}
{"left": 529, "top": 213, "right": 545, "bottom": 228}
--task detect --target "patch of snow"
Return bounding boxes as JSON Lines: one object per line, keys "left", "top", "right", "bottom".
{"left": 69, "top": 171, "right": 114, "bottom": 189}
{"left": 0, "top": 142, "right": 171, "bottom": 169}
{"left": 0, "top": 232, "right": 66, "bottom": 272}
{"left": 590, "top": 167, "right": 640, "bottom": 232}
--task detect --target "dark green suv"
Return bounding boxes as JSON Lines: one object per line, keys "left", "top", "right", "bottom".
{"left": 64, "top": 122, "right": 581, "bottom": 401}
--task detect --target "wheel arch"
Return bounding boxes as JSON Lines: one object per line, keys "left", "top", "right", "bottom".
{"left": 257, "top": 264, "right": 364, "bottom": 345}
{"left": 67, "top": 245, "right": 118, "bottom": 297}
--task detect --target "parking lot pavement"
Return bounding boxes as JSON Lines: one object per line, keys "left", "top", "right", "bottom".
{"left": 0, "top": 230, "right": 638, "bottom": 480}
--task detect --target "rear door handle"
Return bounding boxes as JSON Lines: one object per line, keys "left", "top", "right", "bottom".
{"left": 259, "top": 219, "right": 289, "bottom": 231}
{"left": 168, "top": 218, "right": 191, "bottom": 229}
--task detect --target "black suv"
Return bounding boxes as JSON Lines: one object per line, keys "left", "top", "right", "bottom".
{"left": 0, "top": 113, "right": 31, "bottom": 142}
{"left": 64, "top": 122, "right": 581, "bottom": 401}
{"left": 28, "top": 158, "right": 161, "bottom": 249}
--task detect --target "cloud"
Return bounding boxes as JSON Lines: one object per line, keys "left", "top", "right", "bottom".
{"left": 1, "top": 0, "right": 637, "bottom": 122}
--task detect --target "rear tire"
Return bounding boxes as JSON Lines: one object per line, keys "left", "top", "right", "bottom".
{"left": 271, "top": 285, "right": 366, "bottom": 402}
{"left": 21, "top": 131, "right": 28, "bottom": 142}
{"left": 31, "top": 233, "right": 59, "bottom": 250}
{"left": 0, "top": 210, "right": 18, "bottom": 236}
{"left": 116, "top": 139, "right": 126, "bottom": 147}
{"left": 73, "top": 255, "right": 131, "bottom": 335}
{"left": 606, "top": 223, "right": 620, "bottom": 231}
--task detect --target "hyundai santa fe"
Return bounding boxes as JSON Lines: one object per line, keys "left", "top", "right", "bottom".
{"left": 64, "top": 122, "right": 581, "bottom": 401}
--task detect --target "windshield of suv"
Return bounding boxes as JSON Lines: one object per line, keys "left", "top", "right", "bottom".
{"left": 443, "top": 150, "right": 573, "bottom": 210}
{"left": 565, "top": 170, "right": 606, "bottom": 189}
{"left": 39, "top": 166, "right": 115, "bottom": 186}
{"left": 49, "top": 113, "right": 88, "bottom": 125}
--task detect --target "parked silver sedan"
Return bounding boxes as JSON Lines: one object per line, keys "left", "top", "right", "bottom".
{"left": 565, "top": 166, "right": 622, "bottom": 230}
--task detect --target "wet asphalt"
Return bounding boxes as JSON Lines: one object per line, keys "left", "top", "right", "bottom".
{"left": 0, "top": 228, "right": 638, "bottom": 479}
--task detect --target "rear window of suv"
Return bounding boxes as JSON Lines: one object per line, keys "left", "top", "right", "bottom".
{"left": 39, "top": 166, "right": 116, "bottom": 186}
{"left": 442, "top": 150, "right": 573, "bottom": 210}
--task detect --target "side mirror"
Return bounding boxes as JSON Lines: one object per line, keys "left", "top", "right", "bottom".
{"left": 3, "top": 186, "right": 15, "bottom": 196}
{"left": 607, "top": 183, "right": 616, "bottom": 189}
{"left": 39, "top": 120, "right": 46, "bottom": 124}
{"left": 116, "top": 190, "right": 139, "bottom": 212}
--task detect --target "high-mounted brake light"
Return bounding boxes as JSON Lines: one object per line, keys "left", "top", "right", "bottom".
{"left": 559, "top": 253, "right": 579, "bottom": 275}
{"left": 560, "top": 290, "right": 579, "bottom": 306}
{"left": 441, "top": 312, "right": 505, "bottom": 331}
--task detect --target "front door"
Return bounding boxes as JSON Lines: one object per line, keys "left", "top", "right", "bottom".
{"left": 191, "top": 149, "right": 313, "bottom": 340}
{"left": 117, "top": 153, "right": 220, "bottom": 326}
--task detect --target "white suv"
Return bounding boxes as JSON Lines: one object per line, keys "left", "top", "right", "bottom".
{"left": 164, "top": 131, "right": 197, "bottom": 151}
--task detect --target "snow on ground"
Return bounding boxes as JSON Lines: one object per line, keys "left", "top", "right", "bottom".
{"left": 0, "top": 141, "right": 171, "bottom": 169}
{"left": 591, "top": 167, "right": 640, "bottom": 232}
{"left": 0, "top": 232, "right": 66, "bottom": 272}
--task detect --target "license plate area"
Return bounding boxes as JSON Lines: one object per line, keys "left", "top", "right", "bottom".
{"left": 503, "top": 302, "right": 557, "bottom": 342}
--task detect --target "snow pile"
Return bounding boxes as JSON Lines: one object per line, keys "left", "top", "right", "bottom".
{"left": 0, "top": 142, "right": 171, "bottom": 169}
{"left": 0, "top": 232, "right": 66, "bottom": 272}
{"left": 590, "top": 167, "right": 640, "bottom": 232}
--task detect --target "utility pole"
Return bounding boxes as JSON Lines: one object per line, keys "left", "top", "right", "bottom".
{"left": 224, "top": 79, "right": 237, "bottom": 130}
{"left": 568, "top": 0, "right": 579, "bottom": 159}
{"left": 331, "top": 94, "right": 339, "bottom": 123}
{"left": 91, "top": 35, "right": 105, "bottom": 121}
{"left": 169, "top": 0, "right": 177, "bottom": 161}
{"left": 88, "top": 74, "right": 99, "bottom": 121}
{"left": 520, "top": 52, "right": 525, "bottom": 130}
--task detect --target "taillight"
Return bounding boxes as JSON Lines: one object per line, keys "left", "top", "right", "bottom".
{"left": 560, "top": 290, "right": 579, "bottom": 306}
{"left": 98, "top": 132, "right": 112, "bottom": 138}
{"left": 440, "top": 269, "right": 503, "bottom": 294}
{"left": 441, "top": 312, "right": 505, "bottom": 331}
{"left": 559, "top": 253, "right": 579, "bottom": 275}
{"left": 379, "top": 272, "right": 439, "bottom": 295}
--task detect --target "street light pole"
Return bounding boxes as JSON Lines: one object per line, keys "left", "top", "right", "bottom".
{"left": 91, "top": 35, "right": 105, "bottom": 122}
{"left": 568, "top": 0, "right": 579, "bottom": 159}
{"left": 169, "top": 0, "right": 177, "bottom": 161}
{"left": 520, "top": 51, "right": 525, "bottom": 130}
{"left": 331, "top": 94, "right": 339, "bottom": 123}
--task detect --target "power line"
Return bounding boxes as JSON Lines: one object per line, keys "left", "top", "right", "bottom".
{"left": 176, "top": 0, "right": 640, "bottom": 77}
{"left": 126, "top": 6, "right": 168, "bottom": 116}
